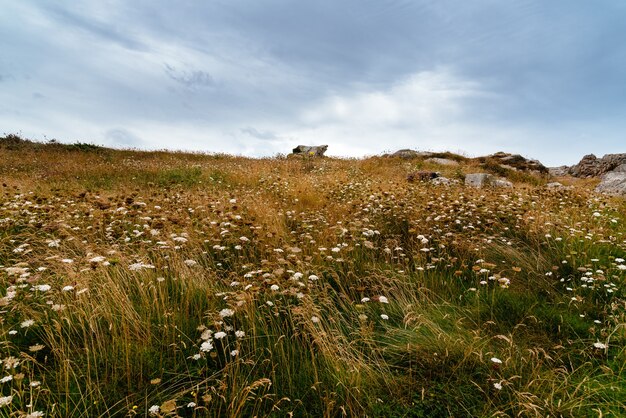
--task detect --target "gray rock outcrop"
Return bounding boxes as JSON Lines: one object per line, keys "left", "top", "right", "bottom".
{"left": 425, "top": 157, "right": 459, "bottom": 166}
{"left": 390, "top": 149, "right": 433, "bottom": 159}
{"left": 476, "top": 152, "right": 548, "bottom": 174}
{"left": 465, "top": 173, "right": 513, "bottom": 188}
{"left": 595, "top": 172, "right": 626, "bottom": 196}
{"left": 569, "top": 153, "right": 626, "bottom": 177}
{"left": 548, "top": 166, "right": 569, "bottom": 177}
{"left": 292, "top": 145, "right": 328, "bottom": 157}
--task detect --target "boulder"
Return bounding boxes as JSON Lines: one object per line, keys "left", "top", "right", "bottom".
{"left": 465, "top": 173, "right": 513, "bottom": 188}
{"left": 595, "top": 172, "right": 626, "bottom": 196}
{"left": 390, "top": 149, "right": 433, "bottom": 159}
{"left": 549, "top": 166, "right": 569, "bottom": 177}
{"left": 546, "top": 182, "right": 573, "bottom": 191}
{"left": 569, "top": 153, "right": 626, "bottom": 177}
{"left": 476, "top": 152, "right": 548, "bottom": 174}
{"left": 425, "top": 157, "right": 459, "bottom": 166}
{"left": 569, "top": 154, "right": 601, "bottom": 177}
{"left": 465, "top": 173, "right": 493, "bottom": 188}
{"left": 491, "top": 178, "right": 514, "bottom": 188}
{"left": 291, "top": 145, "right": 328, "bottom": 157}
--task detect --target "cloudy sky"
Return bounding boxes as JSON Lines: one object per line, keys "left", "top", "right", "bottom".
{"left": 1, "top": 1, "right": 625, "bottom": 165}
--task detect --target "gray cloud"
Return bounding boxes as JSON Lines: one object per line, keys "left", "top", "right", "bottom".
{"left": 164, "top": 64, "right": 215, "bottom": 90}
{"left": 240, "top": 127, "right": 280, "bottom": 141}
{"left": 0, "top": 1, "right": 625, "bottom": 166}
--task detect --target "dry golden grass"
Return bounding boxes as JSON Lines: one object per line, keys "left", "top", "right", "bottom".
{"left": 0, "top": 137, "right": 624, "bottom": 417}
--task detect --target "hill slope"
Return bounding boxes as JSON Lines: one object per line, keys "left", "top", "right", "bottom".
{"left": 0, "top": 138, "right": 625, "bottom": 417}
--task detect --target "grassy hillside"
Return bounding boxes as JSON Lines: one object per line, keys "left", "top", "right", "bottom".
{"left": 0, "top": 137, "right": 625, "bottom": 417}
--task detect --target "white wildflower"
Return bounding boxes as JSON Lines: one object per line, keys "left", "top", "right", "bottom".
{"left": 219, "top": 308, "right": 235, "bottom": 318}
{"left": 200, "top": 341, "right": 214, "bottom": 352}
{"left": 20, "top": 319, "right": 35, "bottom": 328}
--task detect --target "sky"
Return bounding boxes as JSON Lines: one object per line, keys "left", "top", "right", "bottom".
{"left": 1, "top": 1, "right": 625, "bottom": 166}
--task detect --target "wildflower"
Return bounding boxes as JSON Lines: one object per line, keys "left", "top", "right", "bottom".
{"left": 219, "top": 308, "right": 235, "bottom": 318}
{"left": 89, "top": 256, "right": 106, "bottom": 263}
{"left": 493, "top": 382, "right": 502, "bottom": 390}
{"left": 25, "top": 412, "right": 45, "bottom": 418}
{"left": 378, "top": 296, "right": 389, "bottom": 304}
{"left": 60, "top": 258, "right": 74, "bottom": 263}
{"left": 62, "top": 285, "right": 74, "bottom": 292}
{"left": 490, "top": 357, "right": 502, "bottom": 364}
{"left": 30, "top": 381, "right": 41, "bottom": 387}
{"left": 8, "top": 330, "right": 17, "bottom": 336}
{"left": 361, "top": 297, "right": 370, "bottom": 303}
{"left": 187, "top": 402, "right": 196, "bottom": 408}
{"left": 270, "top": 284, "right": 279, "bottom": 291}
{"left": 308, "top": 275, "right": 319, "bottom": 281}
{"left": 266, "top": 301, "right": 274, "bottom": 307}
{"left": 311, "top": 316, "right": 320, "bottom": 323}
{"left": 148, "top": 405, "right": 160, "bottom": 415}
{"left": 235, "top": 330, "right": 245, "bottom": 338}
{"left": 593, "top": 341, "right": 607, "bottom": 350}
{"left": 230, "top": 350, "right": 239, "bottom": 356}
{"left": 380, "top": 314, "right": 389, "bottom": 320}
{"left": 200, "top": 341, "right": 214, "bottom": 352}
{"left": 0, "top": 395, "right": 12, "bottom": 406}
{"left": 184, "top": 259, "right": 197, "bottom": 267}
{"left": 0, "top": 375, "right": 13, "bottom": 383}
{"left": 34, "top": 284, "right": 51, "bottom": 292}
{"left": 20, "top": 319, "right": 35, "bottom": 328}
{"left": 214, "top": 331, "right": 227, "bottom": 340}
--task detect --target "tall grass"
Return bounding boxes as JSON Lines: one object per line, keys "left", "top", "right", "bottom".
{"left": 0, "top": 139, "right": 624, "bottom": 416}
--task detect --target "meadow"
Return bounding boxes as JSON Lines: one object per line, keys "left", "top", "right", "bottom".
{"left": 0, "top": 136, "right": 625, "bottom": 417}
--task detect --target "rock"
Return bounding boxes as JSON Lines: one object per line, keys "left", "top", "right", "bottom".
{"left": 595, "top": 172, "right": 626, "bottom": 196}
{"left": 430, "top": 176, "right": 459, "bottom": 186}
{"left": 612, "top": 163, "right": 626, "bottom": 173}
{"left": 465, "top": 173, "right": 513, "bottom": 188}
{"left": 291, "top": 145, "right": 328, "bottom": 157}
{"left": 476, "top": 152, "right": 548, "bottom": 174}
{"left": 569, "top": 153, "right": 626, "bottom": 177}
{"left": 569, "top": 154, "right": 601, "bottom": 177}
{"left": 546, "top": 182, "right": 572, "bottom": 191}
{"left": 549, "top": 166, "right": 570, "bottom": 177}
{"left": 465, "top": 173, "right": 493, "bottom": 188}
{"left": 407, "top": 171, "right": 438, "bottom": 182}
{"left": 491, "top": 178, "right": 513, "bottom": 188}
{"left": 425, "top": 157, "right": 459, "bottom": 166}
{"left": 390, "top": 149, "right": 433, "bottom": 159}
